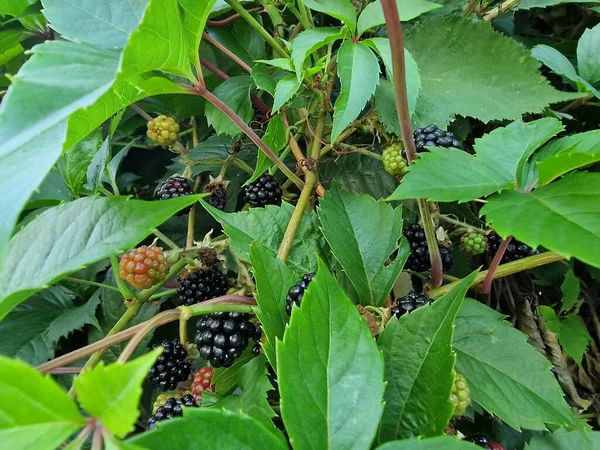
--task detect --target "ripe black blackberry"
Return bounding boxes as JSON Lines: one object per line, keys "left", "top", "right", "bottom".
{"left": 176, "top": 269, "right": 228, "bottom": 306}
{"left": 465, "top": 435, "right": 492, "bottom": 450}
{"left": 195, "top": 312, "right": 256, "bottom": 368}
{"left": 204, "top": 179, "right": 227, "bottom": 210}
{"left": 285, "top": 273, "right": 315, "bottom": 315}
{"left": 413, "top": 124, "right": 461, "bottom": 153}
{"left": 243, "top": 174, "right": 282, "bottom": 207}
{"left": 391, "top": 291, "right": 429, "bottom": 317}
{"left": 146, "top": 340, "right": 191, "bottom": 391}
{"left": 487, "top": 231, "right": 539, "bottom": 262}
{"left": 157, "top": 176, "right": 193, "bottom": 200}
{"left": 252, "top": 325, "right": 263, "bottom": 356}
{"left": 404, "top": 224, "right": 453, "bottom": 272}
{"left": 147, "top": 394, "right": 197, "bottom": 429}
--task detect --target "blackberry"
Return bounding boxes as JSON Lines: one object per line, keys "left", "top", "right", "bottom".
{"left": 465, "top": 435, "right": 492, "bottom": 450}
{"left": 191, "top": 366, "right": 215, "bottom": 404}
{"left": 119, "top": 246, "right": 168, "bottom": 290}
{"left": 450, "top": 371, "right": 471, "bottom": 416}
{"left": 252, "top": 324, "right": 262, "bottom": 356}
{"left": 285, "top": 273, "right": 315, "bottom": 315}
{"left": 382, "top": 143, "right": 409, "bottom": 177}
{"left": 195, "top": 312, "right": 256, "bottom": 368}
{"left": 204, "top": 179, "right": 227, "bottom": 210}
{"left": 413, "top": 124, "right": 461, "bottom": 153}
{"left": 404, "top": 224, "right": 453, "bottom": 272}
{"left": 243, "top": 174, "right": 282, "bottom": 207}
{"left": 146, "top": 340, "right": 192, "bottom": 391}
{"left": 460, "top": 232, "right": 487, "bottom": 256}
{"left": 147, "top": 394, "right": 197, "bottom": 429}
{"left": 157, "top": 176, "right": 194, "bottom": 200}
{"left": 147, "top": 115, "right": 179, "bottom": 147}
{"left": 176, "top": 269, "right": 228, "bottom": 306}
{"left": 391, "top": 291, "right": 429, "bottom": 317}
{"left": 487, "top": 232, "right": 539, "bottom": 262}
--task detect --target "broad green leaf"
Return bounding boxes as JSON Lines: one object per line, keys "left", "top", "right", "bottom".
{"left": 41, "top": 0, "right": 148, "bottom": 49}
{"left": 516, "top": 0, "right": 597, "bottom": 8}
{"left": 206, "top": 75, "right": 254, "bottom": 137}
{"left": 302, "top": 0, "right": 356, "bottom": 34}
{"left": 277, "top": 261, "right": 385, "bottom": 450}
{"left": 75, "top": 350, "right": 160, "bottom": 437}
{"left": 454, "top": 299, "right": 579, "bottom": 430}
{"left": 251, "top": 64, "right": 277, "bottom": 95}
{"left": 272, "top": 74, "right": 302, "bottom": 111}
{"left": 388, "top": 119, "right": 563, "bottom": 202}
{"left": 202, "top": 200, "right": 327, "bottom": 274}
{"left": 560, "top": 269, "right": 580, "bottom": 313}
{"left": 0, "top": 355, "right": 85, "bottom": 450}
{"left": 318, "top": 186, "right": 408, "bottom": 306}
{"left": 376, "top": 437, "right": 480, "bottom": 450}
{"left": 378, "top": 272, "right": 476, "bottom": 441}
{"left": 0, "top": 0, "right": 36, "bottom": 17}
{"left": 525, "top": 428, "right": 600, "bottom": 449}
{"left": 531, "top": 45, "right": 579, "bottom": 83}
{"left": 481, "top": 172, "right": 600, "bottom": 269}
{"left": 212, "top": 349, "right": 255, "bottom": 394}
{"left": 180, "top": 0, "right": 220, "bottom": 74}
{"left": 255, "top": 58, "right": 293, "bottom": 71}
{"left": 557, "top": 314, "right": 591, "bottom": 367}
{"left": 290, "top": 28, "right": 343, "bottom": 79}
{"left": 332, "top": 41, "right": 380, "bottom": 143}
{"left": 85, "top": 137, "right": 110, "bottom": 194}
{"left": 0, "top": 29, "right": 27, "bottom": 55}
{"left": 206, "top": 27, "right": 261, "bottom": 67}
{"left": 129, "top": 409, "right": 287, "bottom": 450}
{"left": 405, "top": 17, "right": 581, "bottom": 128}
{"left": 0, "top": 195, "right": 203, "bottom": 320}
{"left": 539, "top": 305, "right": 561, "bottom": 335}
{"left": 249, "top": 114, "right": 287, "bottom": 183}
{"left": 250, "top": 243, "right": 297, "bottom": 368}
{"left": 577, "top": 24, "right": 600, "bottom": 85}
{"left": 357, "top": 0, "right": 442, "bottom": 36}
{"left": 56, "top": 130, "right": 102, "bottom": 196}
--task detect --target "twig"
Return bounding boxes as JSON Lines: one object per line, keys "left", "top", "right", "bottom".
{"left": 483, "top": 0, "right": 520, "bottom": 21}
{"left": 47, "top": 367, "right": 82, "bottom": 374}
{"left": 117, "top": 313, "right": 166, "bottom": 364}
{"left": 482, "top": 236, "right": 512, "bottom": 294}
{"left": 203, "top": 32, "right": 252, "bottom": 72}
{"left": 207, "top": 7, "right": 264, "bottom": 26}
{"left": 149, "top": 288, "right": 177, "bottom": 301}
{"left": 130, "top": 104, "right": 153, "bottom": 122}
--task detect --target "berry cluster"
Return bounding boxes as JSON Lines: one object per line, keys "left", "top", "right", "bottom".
{"left": 450, "top": 371, "right": 471, "bottom": 416}
{"left": 404, "top": 224, "right": 453, "bottom": 272}
{"left": 465, "top": 435, "right": 504, "bottom": 450}
{"left": 156, "top": 176, "right": 194, "bottom": 201}
{"left": 148, "top": 394, "right": 197, "bottom": 429}
{"left": 176, "top": 269, "right": 228, "bottom": 306}
{"left": 243, "top": 174, "right": 283, "bottom": 207}
{"left": 195, "top": 312, "right": 256, "bottom": 368}
{"left": 146, "top": 340, "right": 192, "bottom": 391}
{"left": 391, "top": 291, "right": 429, "bottom": 318}
{"left": 119, "top": 246, "right": 168, "bottom": 290}
{"left": 382, "top": 143, "right": 409, "bottom": 177}
{"left": 487, "top": 232, "right": 539, "bottom": 262}
{"left": 191, "top": 366, "right": 215, "bottom": 404}
{"left": 285, "top": 273, "right": 316, "bottom": 315}
{"left": 413, "top": 124, "right": 461, "bottom": 152}
{"left": 204, "top": 179, "right": 228, "bottom": 210}
{"left": 460, "top": 232, "right": 487, "bottom": 256}
{"left": 147, "top": 115, "right": 179, "bottom": 147}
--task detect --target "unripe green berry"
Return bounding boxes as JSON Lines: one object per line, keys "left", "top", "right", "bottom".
{"left": 147, "top": 115, "right": 180, "bottom": 147}
{"left": 450, "top": 371, "right": 471, "bottom": 416}
{"left": 460, "top": 231, "right": 487, "bottom": 256}
{"left": 382, "top": 143, "right": 409, "bottom": 177}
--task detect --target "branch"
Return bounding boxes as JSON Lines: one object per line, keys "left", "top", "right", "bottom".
{"left": 203, "top": 32, "right": 252, "bottom": 72}
{"left": 482, "top": 236, "right": 512, "bottom": 294}
{"left": 207, "top": 7, "right": 264, "bottom": 26}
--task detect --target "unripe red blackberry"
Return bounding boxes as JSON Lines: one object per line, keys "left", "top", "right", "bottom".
{"left": 391, "top": 291, "right": 429, "bottom": 317}
{"left": 146, "top": 339, "right": 192, "bottom": 391}
{"left": 450, "top": 371, "right": 471, "bottom": 416}
{"left": 382, "top": 143, "right": 408, "bottom": 177}
{"left": 460, "top": 232, "right": 487, "bottom": 256}
{"left": 285, "top": 273, "right": 315, "bottom": 315}
{"left": 191, "top": 366, "right": 215, "bottom": 404}
{"left": 119, "top": 246, "right": 168, "bottom": 290}
{"left": 243, "top": 174, "right": 282, "bottom": 207}
{"left": 147, "top": 115, "right": 179, "bottom": 147}
{"left": 148, "top": 394, "right": 197, "bottom": 429}
{"left": 175, "top": 269, "right": 228, "bottom": 306}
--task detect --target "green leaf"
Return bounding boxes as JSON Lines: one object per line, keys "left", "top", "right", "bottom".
{"left": 75, "top": 350, "right": 160, "bottom": 437}
{"left": 317, "top": 186, "right": 408, "bottom": 306}
{"left": 85, "top": 137, "right": 111, "bottom": 194}
{"left": 524, "top": 428, "right": 600, "bottom": 449}
{"left": 272, "top": 74, "right": 302, "bottom": 111}
{"left": 453, "top": 299, "right": 579, "bottom": 430}
{"left": 539, "top": 305, "right": 561, "bottom": 335}
{"left": 254, "top": 58, "right": 293, "bottom": 71}
{"left": 376, "top": 436, "right": 481, "bottom": 450}
{"left": 531, "top": 45, "right": 579, "bottom": 83}
{"left": 250, "top": 243, "right": 297, "bottom": 368}
{"left": 56, "top": 131, "right": 102, "bottom": 196}
{"left": 389, "top": 118, "right": 563, "bottom": 202}
{"left": 0, "top": 0, "right": 36, "bottom": 17}
{"left": 516, "top": 0, "right": 597, "bottom": 9}
{"left": 0, "top": 355, "right": 85, "bottom": 450}
{"left": 249, "top": 114, "right": 287, "bottom": 183}
{"left": 481, "top": 172, "right": 600, "bottom": 269}
{"left": 128, "top": 409, "right": 287, "bottom": 450}
{"left": 332, "top": 41, "right": 380, "bottom": 143}
{"left": 277, "top": 261, "right": 385, "bottom": 450}
{"left": 41, "top": 0, "right": 147, "bottom": 49}
{"left": 558, "top": 314, "right": 591, "bottom": 367}
{"left": 212, "top": 349, "right": 255, "bottom": 394}
{"left": 206, "top": 76, "right": 254, "bottom": 137}
{"left": 560, "top": 270, "right": 580, "bottom": 313}
{"left": 405, "top": 17, "right": 581, "bottom": 128}
{"left": 202, "top": 200, "right": 326, "bottom": 273}
{"left": 378, "top": 272, "right": 477, "bottom": 441}
{"left": 357, "top": 0, "right": 442, "bottom": 36}
{"left": 302, "top": 0, "right": 356, "bottom": 34}
{"left": 577, "top": 24, "right": 600, "bottom": 85}
{"left": 0, "top": 195, "right": 202, "bottom": 320}
{"left": 290, "top": 28, "right": 343, "bottom": 79}
{"left": 251, "top": 64, "right": 277, "bottom": 95}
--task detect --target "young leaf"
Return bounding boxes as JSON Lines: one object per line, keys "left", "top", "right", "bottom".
{"left": 376, "top": 437, "right": 481, "bottom": 450}
{"left": 277, "top": 261, "right": 385, "bottom": 450}
{"left": 317, "top": 186, "right": 408, "bottom": 306}
{"left": 205, "top": 76, "right": 254, "bottom": 137}
{"left": 56, "top": 130, "right": 102, "bottom": 197}
{"left": 332, "top": 41, "right": 380, "bottom": 143}
{"left": 560, "top": 269, "right": 580, "bottom": 313}
{"left": 75, "top": 350, "right": 160, "bottom": 437}
{"left": 272, "top": 74, "right": 302, "bottom": 111}
{"left": 250, "top": 242, "right": 298, "bottom": 368}
{"left": 0, "top": 195, "right": 203, "bottom": 320}
{"left": 249, "top": 114, "right": 288, "bottom": 183}
{"left": 556, "top": 314, "right": 592, "bottom": 367}
{"left": 453, "top": 299, "right": 580, "bottom": 430}
{"left": 128, "top": 409, "right": 287, "bottom": 450}
{"left": 290, "top": 28, "right": 343, "bottom": 79}
{"left": 302, "top": 0, "right": 356, "bottom": 34}
{"left": 405, "top": 17, "right": 581, "bottom": 128}
{"left": 85, "top": 137, "right": 110, "bottom": 194}
{"left": 357, "top": 0, "right": 441, "bottom": 36}
{"left": 481, "top": 172, "right": 600, "bottom": 269}
{"left": 378, "top": 272, "right": 477, "bottom": 442}
{"left": 0, "top": 355, "right": 85, "bottom": 450}
{"left": 524, "top": 428, "right": 600, "bottom": 449}
{"left": 577, "top": 24, "right": 600, "bottom": 85}
{"left": 531, "top": 45, "right": 580, "bottom": 83}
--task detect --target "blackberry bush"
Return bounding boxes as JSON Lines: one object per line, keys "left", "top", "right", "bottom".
{"left": 404, "top": 224, "right": 453, "bottom": 272}
{"left": 146, "top": 340, "right": 192, "bottom": 391}
{"left": 285, "top": 273, "right": 315, "bottom": 315}
{"left": 119, "top": 246, "right": 168, "bottom": 290}
{"left": 243, "top": 174, "right": 283, "bottom": 207}
{"left": 176, "top": 269, "right": 228, "bottom": 306}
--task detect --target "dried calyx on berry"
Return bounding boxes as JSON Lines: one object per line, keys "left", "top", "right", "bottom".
{"left": 203, "top": 177, "right": 228, "bottom": 211}
{"left": 450, "top": 371, "right": 471, "bottom": 416}
{"left": 147, "top": 115, "right": 180, "bottom": 147}
{"left": 146, "top": 339, "right": 191, "bottom": 391}
{"left": 487, "top": 231, "right": 539, "bottom": 262}
{"left": 412, "top": 124, "right": 461, "bottom": 153}
{"left": 285, "top": 273, "right": 316, "bottom": 315}
{"left": 119, "top": 246, "right": 168, "bottom": 290}
{"left": 391, "top": 291, "right": 429, "bottom": 317}
{"left": 382, "top": 143, "right": 409, "bottom": 177}
{"left": 404, "top": 224, "right": 453, "bottom": 272}
{"left": 195, "top": 312, "right": 256, "bottom": 368}
{"left": 460, "top": 231, "right": 487, "bottom": 256}
{"left": 243, "top": 174, "right": 283, "bottom": 207}
{"left": 191, "top": 366, "right": 215, "bottom": 404}
{"left": 176, "top": 269, "right": 228, "bottom": 306}
{"left": 148, "top": 394, "right": 197, "bottom": 429}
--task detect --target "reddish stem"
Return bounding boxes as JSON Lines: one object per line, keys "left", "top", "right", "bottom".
{"left": 203, "top": 32, "right": 252, "bottom": 73}
{"left": 207, "top": 7, "right": 264, "bottom": 26}
{"left": 482, "top": 236, "right": 512, "bottom": 294}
